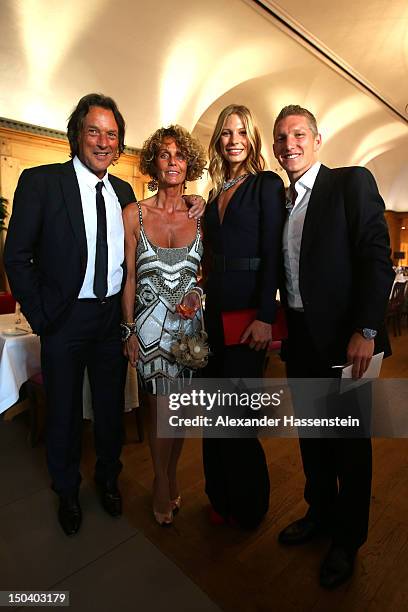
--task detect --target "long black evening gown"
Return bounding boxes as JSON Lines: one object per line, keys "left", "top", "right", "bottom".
{"left": 202, "top": 171, "right": 285, "bottom": 528}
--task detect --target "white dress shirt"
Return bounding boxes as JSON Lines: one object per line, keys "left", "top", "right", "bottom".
{"left": 73, "top": 156, "right": 124, "bottom": 298}
{"left": 282, "top": 161, "right": 321, "bottom": 309}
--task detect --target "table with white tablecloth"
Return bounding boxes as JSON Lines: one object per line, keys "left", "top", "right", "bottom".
{"left": 0, "top": 313, "right": 139, "bottom": 416}
{"left": 0, "top": 314, "right": 41, "bottom": 413}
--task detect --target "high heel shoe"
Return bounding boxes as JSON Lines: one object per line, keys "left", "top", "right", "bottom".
{"left": 153, "top": 508, "right": 173, "bottom": 526}
{"left": 170, "top": 495, "right": 181, "bottom": 515}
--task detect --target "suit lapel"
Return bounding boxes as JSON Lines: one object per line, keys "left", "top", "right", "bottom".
{"left": 300, "top": 164, "right": 333, "bottom": 257}
{"left": 60, "top": 160, "right": 88, "bottom": 267}
{"left": 108, "top": 175, "right": 125, "bottom": 209}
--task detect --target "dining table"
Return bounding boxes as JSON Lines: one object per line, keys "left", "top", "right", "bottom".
{"left": 0, "top": 313, "right": 139, "bottom": 416}
{"left": 0, "top": 313, "right": 40, "bottom": 413}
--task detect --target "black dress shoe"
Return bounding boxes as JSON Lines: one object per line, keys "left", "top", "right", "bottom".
{"left": 58, "top": 495, "right": 82, "bottom": 536}
{"left": 98, "top": 483, "right": 122, "bottom": 517}
{"left": 278, "top": 515, "right": 327, "bottom": 545}
{"left": 319, "top": 545, "right": 356, "bottom": 589}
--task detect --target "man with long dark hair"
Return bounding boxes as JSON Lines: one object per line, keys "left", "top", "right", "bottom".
{"left": 5, "top": 93, "right": 135, "bottom": 535}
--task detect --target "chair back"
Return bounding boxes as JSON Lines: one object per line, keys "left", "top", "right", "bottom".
{"left": 388, "top": 282, "right": 407, "bottom": 313}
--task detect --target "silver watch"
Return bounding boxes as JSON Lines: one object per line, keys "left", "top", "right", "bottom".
{"left": 357, "top": 328, "right": 377, "bottom": 340}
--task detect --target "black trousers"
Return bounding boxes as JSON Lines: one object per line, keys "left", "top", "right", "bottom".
{"left": 41, "top": 296, "right": 126, "bottom": 496}
{"left": 202, "top": 342, "right": 270, "bottom": 529}
{"left": 286, "top": 310, "right": 372, "bottom": 551}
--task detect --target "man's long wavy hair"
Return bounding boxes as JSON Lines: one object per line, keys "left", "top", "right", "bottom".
{"left": 208, "top": 104, "right": 265, "bottom": 202}
{"left": 67, "top": 93, "right": 126, "bottom": 160}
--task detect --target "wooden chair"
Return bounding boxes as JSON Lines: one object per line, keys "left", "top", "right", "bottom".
{"left": 401, "top": 288, "right": 408, "bottom": 328}
{"left": 386, "top": 282, "right": 407, "bottom": 336}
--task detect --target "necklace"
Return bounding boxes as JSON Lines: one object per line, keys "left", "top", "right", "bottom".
{"left": 222, "top": 173, "right": 249, "bottom": 191}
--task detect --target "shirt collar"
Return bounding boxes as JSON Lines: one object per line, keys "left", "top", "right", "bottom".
{"left": 294, "top": 161, "right": 321, "bottom": 193}
{"left": 285, "top": 162, "right": 321, "bottom": 213}
{"left": 73, "top": 156, "right": 110, "bottom": 190}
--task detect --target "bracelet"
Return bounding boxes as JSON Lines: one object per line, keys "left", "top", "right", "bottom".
{"left": 120, "top": 321, "right": 136, "bottom": 342}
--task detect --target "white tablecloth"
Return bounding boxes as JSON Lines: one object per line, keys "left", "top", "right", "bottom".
{"left": 0, "top": 314, "right": 40, "bottom": 413}
{"left": 0, "top": 313, "right": 138, "bottom": 415}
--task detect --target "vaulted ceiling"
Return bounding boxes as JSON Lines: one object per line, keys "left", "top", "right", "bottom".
{"left": 1, "top": 0, "right": 407, "bottom": 209}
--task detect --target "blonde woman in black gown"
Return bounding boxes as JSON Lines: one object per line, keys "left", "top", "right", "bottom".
{"left": 202, "top": 105, "right": 285, "bottom": 528}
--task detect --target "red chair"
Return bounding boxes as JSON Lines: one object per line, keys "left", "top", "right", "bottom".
{"left": 0, "top": 292, "right": 16, "bottom": 314}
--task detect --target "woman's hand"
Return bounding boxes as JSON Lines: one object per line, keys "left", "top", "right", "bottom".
{"left": 123, "top": 334, "right": 139, "bottom": 367}
{"left": 184, "top": 194, "right": 206, "bottom": 219}
{"left": 176, "top": 289, "right": 201, "bottom": 319}
{"left": 241, "top": 319, "right": 271, "bottom": 351}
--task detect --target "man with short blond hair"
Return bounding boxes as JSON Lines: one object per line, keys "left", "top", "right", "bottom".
{"left": 273, "top": 104, "right": 394, "bottom": 588}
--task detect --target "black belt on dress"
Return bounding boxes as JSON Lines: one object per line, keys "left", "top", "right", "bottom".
{"left": 212, "top": 255, "right": 261, "bottom": 272}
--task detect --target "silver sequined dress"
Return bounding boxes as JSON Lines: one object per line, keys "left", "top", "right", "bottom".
{"left": 135, "top": 203, "right": 203, "bottom": 394}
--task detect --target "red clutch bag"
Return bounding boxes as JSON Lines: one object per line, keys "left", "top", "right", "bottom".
{"left": 222, "top": 306, "right": 287, "bottom": 346}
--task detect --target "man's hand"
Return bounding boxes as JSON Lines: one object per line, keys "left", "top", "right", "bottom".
{"left": 123, "top": 334, "right": 139, "bottom": 367}
{"left": 184, "top": 194, "right": 206, "bottom": 219}
{"left": 346, "top": 332, "right": 374, "bottom": 379}
{"left": 241, "top": 319, "right": 271, "bottom": 351}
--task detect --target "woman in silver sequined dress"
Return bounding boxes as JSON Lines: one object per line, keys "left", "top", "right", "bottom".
{"left": 122, "top": 125, "right": 206, "bottom": 525}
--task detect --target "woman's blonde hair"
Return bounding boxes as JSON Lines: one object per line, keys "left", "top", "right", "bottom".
{"left": 139, "top": 124, "right": 206, "bottom": 183}
{"left": 208, "top": 105, "right": 265, "bottom": 201}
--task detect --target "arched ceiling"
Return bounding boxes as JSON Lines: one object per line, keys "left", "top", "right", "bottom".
{"left": 0, "top": 0, "right": 407, "bottom": 210}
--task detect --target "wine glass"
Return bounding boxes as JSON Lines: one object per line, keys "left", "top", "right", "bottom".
{"left": 176, "top": 290, "right": 201, "bottom": 319}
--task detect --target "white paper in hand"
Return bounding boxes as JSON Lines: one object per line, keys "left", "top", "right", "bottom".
{"left": 340, "top": 352, "right": 384, "bottom": 394}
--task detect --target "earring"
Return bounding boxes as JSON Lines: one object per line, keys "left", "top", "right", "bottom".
{"left": 148, "top": 177, "right": 158, "bottom": 191}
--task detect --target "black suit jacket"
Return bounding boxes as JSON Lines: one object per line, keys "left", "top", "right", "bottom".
{"left": 4, "top": 160, "right": 136, "bottom": 334}
{"left": 204, "top": 171, "right": 285, "bottom": 324}
{"left": 282, "top": 164, "right": 394, "bottom": 364}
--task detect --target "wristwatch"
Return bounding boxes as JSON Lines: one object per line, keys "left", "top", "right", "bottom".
{"left": 356, "top": 328, "right": 377, "bottom": 340}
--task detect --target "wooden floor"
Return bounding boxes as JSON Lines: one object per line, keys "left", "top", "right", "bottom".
{"left": 80, "top": 327, "right": 408, "bottom": 612}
